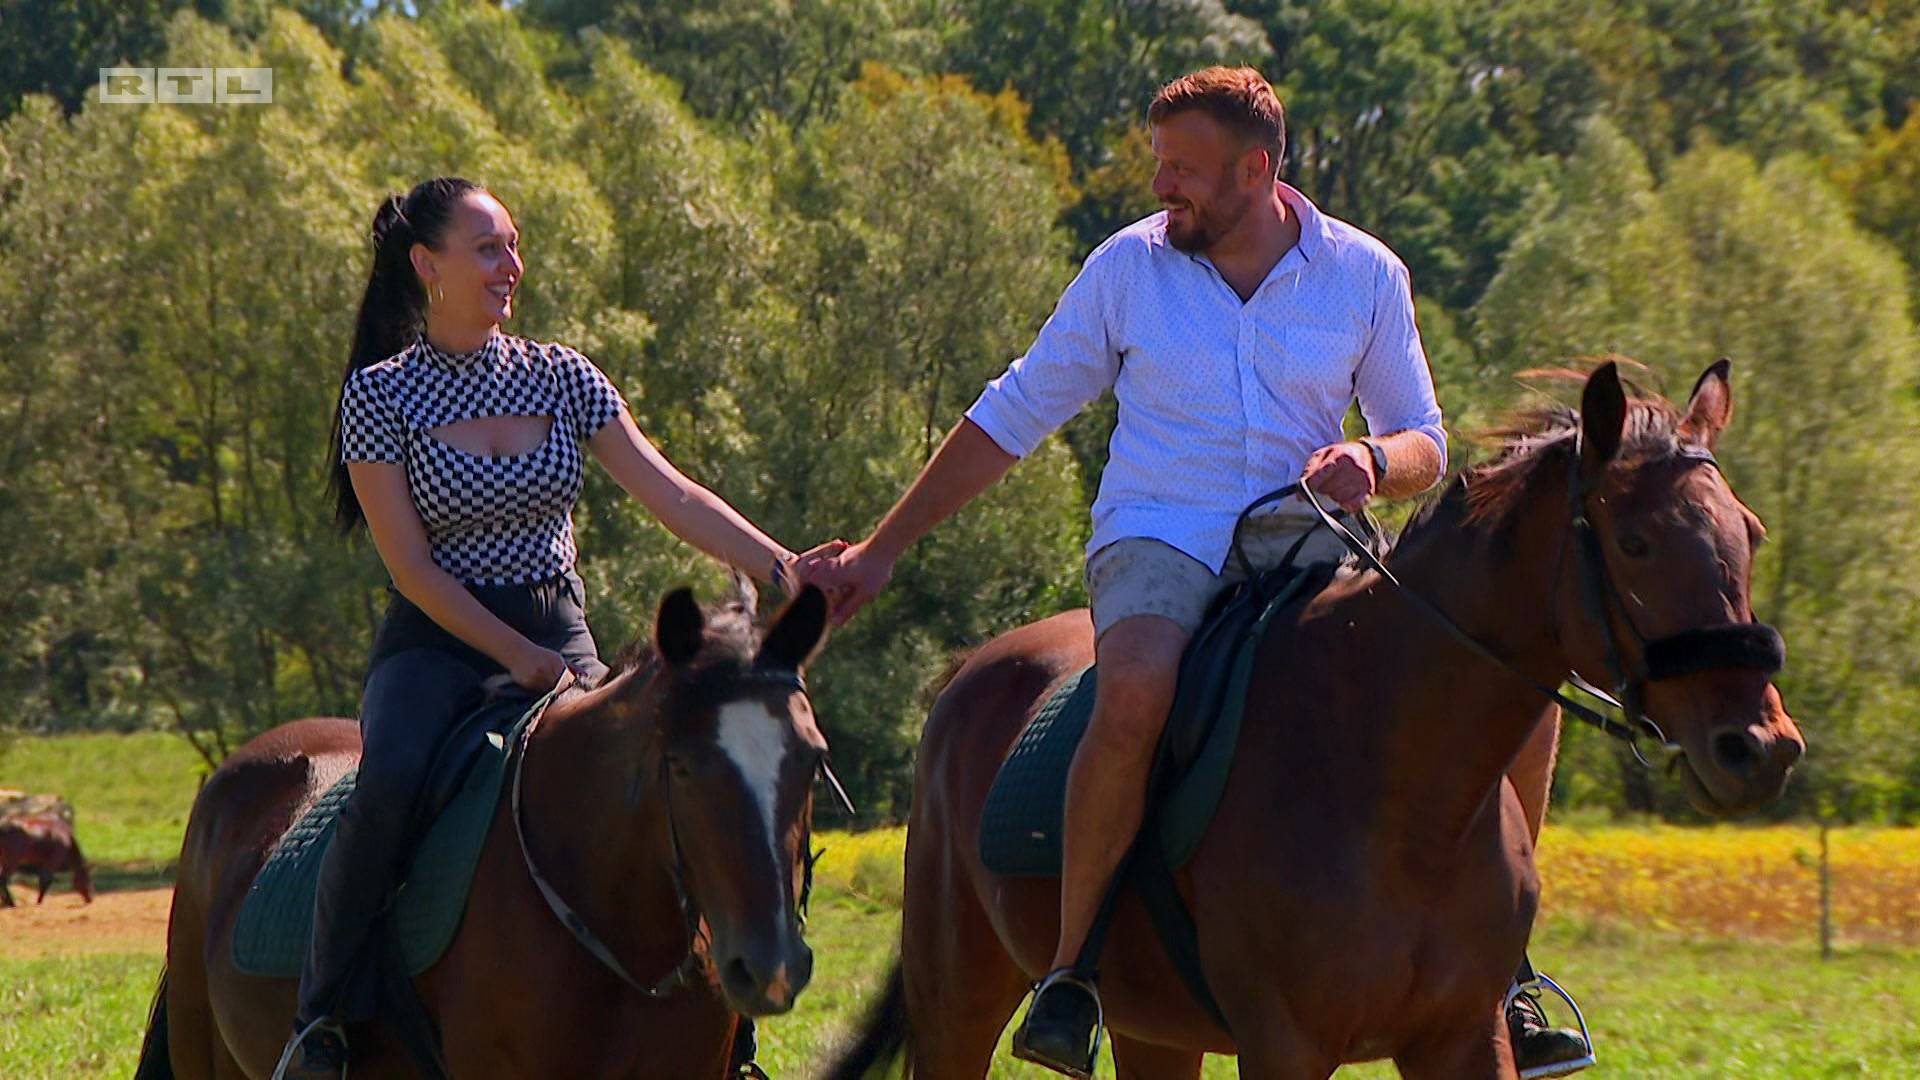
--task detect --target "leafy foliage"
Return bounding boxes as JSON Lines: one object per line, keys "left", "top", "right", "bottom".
{"left": 1, "top": 0, "right": 1918, "bottom": 822}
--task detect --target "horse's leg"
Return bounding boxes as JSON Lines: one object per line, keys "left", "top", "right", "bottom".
{"left": 1111, "top": 1034, "right": 1202, "bottom": 1079}
{"left": 899, "top": 836, "right": 1027, "bottom": 1078}
{"left": 163, "top": 874, "right": 238, "bottom": 1080}
{"left": 1506, "top": 705, "right": 1561, "bottom": 843}
{"left": 1392, "top": 1011, "right": 1514, "bottom": 1080}
{"left": 36, "top": 869, "right": 52, "bottom": 903}
{"left": 0, "top": 870, "right": 13, "bottom": 908}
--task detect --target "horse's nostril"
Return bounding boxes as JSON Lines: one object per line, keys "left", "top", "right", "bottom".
{"left": 1712, "top": 729, "right": 1758, "bottom": 771}
{"left": 723, "top": 956, "right": 756, "bottom": 996}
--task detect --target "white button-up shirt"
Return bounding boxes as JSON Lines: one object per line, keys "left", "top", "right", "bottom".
{"left": 965, "top": 183, "right": 1446, "bottom": 573}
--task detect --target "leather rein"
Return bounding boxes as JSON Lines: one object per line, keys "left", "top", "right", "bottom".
{"left": 1251, "top": 437, "right": 1783, "bottom": 768}
{"left": 507, "top": 668, "right": 853, "bottom": 998}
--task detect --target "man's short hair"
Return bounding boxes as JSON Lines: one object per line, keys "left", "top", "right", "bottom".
{"left": 1148, "top": 67, "right": 1286, "bottom": 179}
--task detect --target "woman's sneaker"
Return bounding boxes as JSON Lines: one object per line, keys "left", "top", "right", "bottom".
{"left": 1508, "top": 987, "right": 1594, "bottom": 1078}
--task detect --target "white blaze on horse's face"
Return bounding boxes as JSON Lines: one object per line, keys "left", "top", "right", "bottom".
{"left": 716, "top": 700, "right": 791, "bottom": 858}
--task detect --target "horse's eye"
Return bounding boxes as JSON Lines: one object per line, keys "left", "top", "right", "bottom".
{"left": 665, "top": 752, "right": 693, "bottom": 780}
{"left": 1618, "top": 532, "right": 1651, "bottom": 559}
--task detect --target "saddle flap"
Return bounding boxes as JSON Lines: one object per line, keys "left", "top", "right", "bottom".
{"left": 230, "top": 697, "right": 542, "bottom": 979}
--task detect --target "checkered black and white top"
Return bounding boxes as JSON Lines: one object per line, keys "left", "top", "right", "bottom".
{"left": 339, "top": 331, "right": 627, "bottom": 586}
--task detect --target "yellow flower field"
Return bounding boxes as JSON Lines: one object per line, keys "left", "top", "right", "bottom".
{"left": 1536, "top": 824, "right": 1920, "bottom": 946}
{"left": 819, "top": 824, "right": 1920, "bottom": 946}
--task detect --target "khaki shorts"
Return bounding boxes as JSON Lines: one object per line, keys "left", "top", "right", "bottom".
{"left": 1085, "top": 515, "right": 1352, "bottom": 640}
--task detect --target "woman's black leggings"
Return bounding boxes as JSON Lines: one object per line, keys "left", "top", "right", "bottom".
{"left": 296, "top": 571, "right": 606, "bottom": 1025}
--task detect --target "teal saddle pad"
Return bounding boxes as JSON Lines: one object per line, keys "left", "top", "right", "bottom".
{"left": 977, "top": 563, "right": 1325, "bottom": 877}
{"left": 231, "top": 706, "right": 535, "bottom": 979}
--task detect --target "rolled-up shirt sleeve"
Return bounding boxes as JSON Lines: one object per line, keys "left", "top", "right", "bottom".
{"left": 963, "top": 247, "right": 1122, "bottom": 459}
{"left": 1355, "top": 258, "right": 1447, "bottom": 468}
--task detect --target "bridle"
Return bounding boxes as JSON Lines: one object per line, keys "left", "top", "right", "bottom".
{"left": 508, "top": 667, "right": 855, "bottom": 997}
{"left": 1263, "top": 434, "right": 1784, "bottom": 768}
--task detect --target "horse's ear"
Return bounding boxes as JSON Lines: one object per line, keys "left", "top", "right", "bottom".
{"left": 655, "top": 587, "right": 705, "bottom": 667}
{"left": 756, "top": 585, "right": 829, "bottom": 671}
{"left": 1579, "top": 361, "right": 1627, "bottom": 482}
{"left": 1681, "top": 357, "right": 1733, "bottom": 450}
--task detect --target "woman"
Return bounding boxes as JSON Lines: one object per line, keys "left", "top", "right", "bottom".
{"left": 277, "top": 176, "right": 828, "bottom": 1079}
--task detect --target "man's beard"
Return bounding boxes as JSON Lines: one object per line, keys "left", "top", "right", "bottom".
{"left": 1165, "top": 185, "right": 1255, "bottom": 253}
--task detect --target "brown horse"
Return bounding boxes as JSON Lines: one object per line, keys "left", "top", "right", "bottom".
{"left": 136, "top": 584, "right": 830, "bottom": 1079}
{"left": 831, "top": 361, "right": 1804, "bottom": 1079}
{"left": 0, "top": 814, "right": 94, "bottom": 905}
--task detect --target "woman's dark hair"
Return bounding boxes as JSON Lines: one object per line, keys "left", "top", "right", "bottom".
{"left": 328, "top": 176, "right": 484, "bottom": 532}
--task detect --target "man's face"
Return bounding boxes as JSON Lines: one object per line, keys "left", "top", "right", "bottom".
{"left": 1150, "top": 110, "right": 1265, "bottom": 253}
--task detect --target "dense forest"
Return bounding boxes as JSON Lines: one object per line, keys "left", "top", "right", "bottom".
{"left": 2, "top": 0, "right": 1917, "bottom": 823}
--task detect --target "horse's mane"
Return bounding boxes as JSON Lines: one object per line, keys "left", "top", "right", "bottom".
{"left": 598, "top": 586, "right": 761, "bottom": 687}
{"left": 1392, "top": 361, "right": 1689, "bottom": 548}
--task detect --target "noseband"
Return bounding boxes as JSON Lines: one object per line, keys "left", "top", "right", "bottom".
{"left": 509, "top": 667, "right": 850, "bottom": 998}
{"left": 1274, "top": 435, "right": 1782, "bottom": 767}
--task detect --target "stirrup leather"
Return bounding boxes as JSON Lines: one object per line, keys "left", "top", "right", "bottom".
{"left": 1011, "top": 968, "right": 1106, "bottom": 1079}
{"left": 1506, "top": 972, "right": 1595, "bottom": 1080}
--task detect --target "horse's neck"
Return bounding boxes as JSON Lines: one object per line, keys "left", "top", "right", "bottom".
{"left": 517, "top": 708, "right": 689, "bottom": 968}
{"left": 1304, "top": 494, "right": 1572, "bottom": 849}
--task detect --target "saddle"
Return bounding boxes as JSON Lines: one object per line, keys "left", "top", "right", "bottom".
{"left": 231, "top": 691, "right": 546, "bottom": 979}
{"left": 979, "top": 558, "right": 1335, "bottom": 878}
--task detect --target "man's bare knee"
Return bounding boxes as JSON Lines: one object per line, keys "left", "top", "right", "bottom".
{"left": 1090, "top": 615, "right": 1188, "bottom": 749}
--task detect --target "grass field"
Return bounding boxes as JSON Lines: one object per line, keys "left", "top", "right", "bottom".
{"left": 2, "top": 734, "right": 1919, "bottom": 1077}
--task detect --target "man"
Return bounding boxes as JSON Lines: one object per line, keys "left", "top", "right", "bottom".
{"left": 816, "top": 67, "right": 1589, "bottom": 1077}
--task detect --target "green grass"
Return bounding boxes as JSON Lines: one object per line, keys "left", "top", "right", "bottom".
{"left": 9, "top": 896, "right": 1914, "bottom": 1079}
{"left": 0, "top": 732, "right": 205, "bottom": 886}
{"left": 0, "top": 954, "right": 160, "bottom": 1076}
{"left": 2, "top": 737, "right": 1915, "bottom": 1076}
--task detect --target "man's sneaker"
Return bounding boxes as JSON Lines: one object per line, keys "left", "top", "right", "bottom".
{"left": 270, "top": 1019, "right": 348, "bottom": 1080}
{"left": 1010, "top": 969, "right": 1103, "bottom": 1079}
{"left": 1508, "top": 987, "right": 1594, "bottom": 1079}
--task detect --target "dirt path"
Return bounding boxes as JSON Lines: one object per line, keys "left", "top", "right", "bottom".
{"left": 0, "top": 886, "right": 171, "bottom": 959}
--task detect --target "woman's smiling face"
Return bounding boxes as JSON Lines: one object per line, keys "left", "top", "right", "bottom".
{"left": 415, "top": 191, "right": 522, "bottom": 329}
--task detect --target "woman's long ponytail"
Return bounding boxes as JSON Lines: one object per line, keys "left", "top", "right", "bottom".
{"left": 328, "top": 177, "right": 481, "bottom": 533}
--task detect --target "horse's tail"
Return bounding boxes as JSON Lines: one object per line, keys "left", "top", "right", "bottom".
{"left": 824, "top": 959, "right": 911, "bottom": 1078}
{"left": 132, "top": 966, "right": 173, "bottom": 1080}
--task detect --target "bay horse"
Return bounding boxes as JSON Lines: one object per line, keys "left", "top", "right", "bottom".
{"left": 0, "top": 813, "right": 94, "bottom": 906}
{"left": 136, "top": 583, "right": 830, "bottom": 1079}
{"left": 832, "top": 361, "right": 1804, "bottom": 1078}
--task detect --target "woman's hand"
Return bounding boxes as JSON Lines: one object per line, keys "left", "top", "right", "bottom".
{"left": 510, "top": 643, "right": 574, "bottom": 693}
{"left": 787, "top": 539, "right": 849, "bottom": 596}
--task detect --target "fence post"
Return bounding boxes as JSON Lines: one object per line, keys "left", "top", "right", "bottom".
{"left": 1818, "top": 820, "right": 1832, "bottom": 961}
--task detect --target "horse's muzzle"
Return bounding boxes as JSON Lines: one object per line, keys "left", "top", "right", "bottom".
{"left": 717, "top": 928, "right": 814, "bottom": 1016}
{"left": 1679, "top": 684, "right": 1804, "bottom": 815}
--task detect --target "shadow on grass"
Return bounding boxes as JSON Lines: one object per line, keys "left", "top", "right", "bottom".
{"left": 91, "top": 861, "right": 176, "bottom": 893}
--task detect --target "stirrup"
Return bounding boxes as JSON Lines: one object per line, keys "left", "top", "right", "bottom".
{"left": 1010, "top": 968, "right": 1105, "bottom": 1079}
{"left": 1505, "top": 972, "right": 1595, "bottom": 1080}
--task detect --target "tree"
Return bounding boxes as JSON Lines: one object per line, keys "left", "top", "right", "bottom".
{"left": 1476, "top": 118, "right": 1920, "bottom": 820}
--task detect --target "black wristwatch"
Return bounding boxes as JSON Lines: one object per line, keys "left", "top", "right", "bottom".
{"left": 1360, "top": 437, "right": 1389, "bottom": 485}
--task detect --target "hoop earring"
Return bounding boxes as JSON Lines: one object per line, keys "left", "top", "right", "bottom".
{"left": 430, "top": 281, "right": 445, "bottom": 306}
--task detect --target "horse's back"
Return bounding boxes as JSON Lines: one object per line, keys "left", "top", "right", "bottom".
{"left": 179, "top": 718, "right": 360, "bottom": 902}
{"left": 917, "top": 609, "right": 1094, "bottom": 822}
